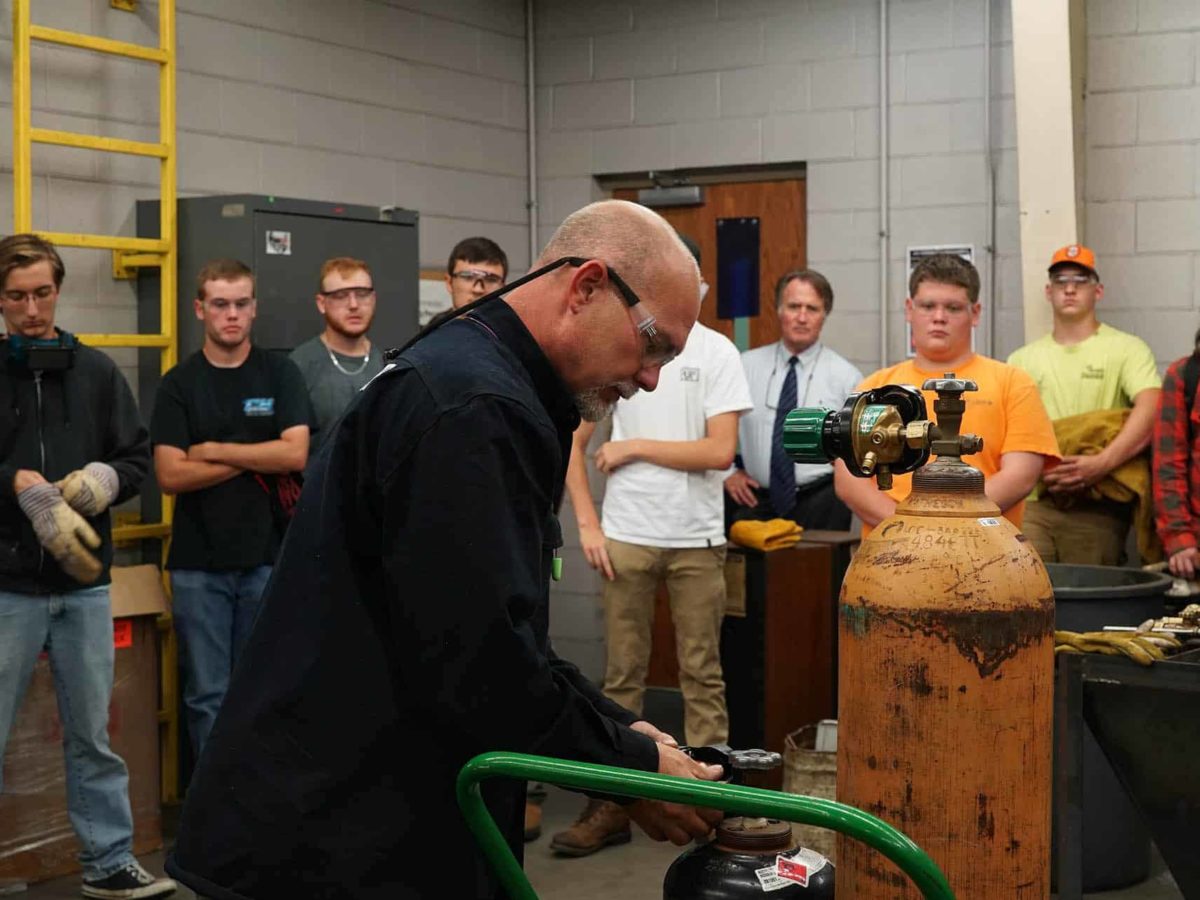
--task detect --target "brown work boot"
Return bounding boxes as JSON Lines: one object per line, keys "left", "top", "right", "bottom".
{"left": 549, "top": 799, "right": 631, "bottom": 857}
{"left": 524, "top": 800, "right": 543, "bottom": 842}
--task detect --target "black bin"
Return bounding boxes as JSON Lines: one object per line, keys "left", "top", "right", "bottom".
{"left": 1048, "top": 563, "right": 1172, "bottom": 892}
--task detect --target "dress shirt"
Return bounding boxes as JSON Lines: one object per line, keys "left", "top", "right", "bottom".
{"left": 738, "top": 340, "right": 863, "bottom": 488}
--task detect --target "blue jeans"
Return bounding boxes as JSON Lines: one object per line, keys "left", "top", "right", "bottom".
{"left": 0, "top": 584, "right": 138, "bottom": 880}
{"left": 171, "top": 566, "right": 271, "bottom": 757}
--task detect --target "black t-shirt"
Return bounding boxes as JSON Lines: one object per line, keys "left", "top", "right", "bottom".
{"left": 151, "top": 347, "right": 312, "bottom": 571}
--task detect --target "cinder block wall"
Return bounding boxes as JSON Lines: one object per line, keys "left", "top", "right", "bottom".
{"left": 537, "top": 0, "right": 1019, "bottom": 680}
{"left": 0, "top": 0, "right": 530, "bottom": 373}
{"left": 1085, "top": 1, "right": 1200, "bottom": 366}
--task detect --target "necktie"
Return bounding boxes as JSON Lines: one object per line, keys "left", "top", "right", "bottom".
{"left": 769, "top": 356, "right": 799, "bottom": 517}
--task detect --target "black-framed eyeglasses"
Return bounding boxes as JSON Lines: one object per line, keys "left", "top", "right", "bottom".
{"left": 556, "top": 257, "right": 677, "bottom": 369}
{"left": 389, "top": 255, "right": 678, "bottom": 367}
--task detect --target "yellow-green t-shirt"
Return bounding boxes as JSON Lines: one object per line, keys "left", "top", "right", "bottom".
{"left": 1006, "top": 324, "right": 1161, "bottom": 420}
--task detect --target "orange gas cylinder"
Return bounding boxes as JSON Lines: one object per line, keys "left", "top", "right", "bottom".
{"left": 833, "top": 395, "right": 1054, "bottom": 897}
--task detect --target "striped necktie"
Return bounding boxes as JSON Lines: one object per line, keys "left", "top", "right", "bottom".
{"left": 769, "top": 356, "right": 799, "bottom": 517}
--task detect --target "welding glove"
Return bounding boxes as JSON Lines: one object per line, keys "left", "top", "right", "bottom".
{"left": 17, "top": 482, "right": 103, "bottom": 584}
{"left": 55, "top": 462, "right": 119, "bottom": 517}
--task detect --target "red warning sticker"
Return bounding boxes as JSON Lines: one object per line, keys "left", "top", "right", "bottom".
{"left": 776, "top": 856, "right": 809, "bottom": 886}
{"left": 775, "top": 848, "right": 829, "bottom": 887}
{"left": 113, "top": 619, "right": 133, "bottom": 649}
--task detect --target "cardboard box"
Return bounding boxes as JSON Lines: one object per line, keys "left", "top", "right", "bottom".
{"left": 0, "top": 566, "right": 166, "bottom": 885}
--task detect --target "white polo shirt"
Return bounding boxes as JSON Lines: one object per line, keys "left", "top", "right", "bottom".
{"left": 601, "top": 323, "right": 753, "bottom": 548}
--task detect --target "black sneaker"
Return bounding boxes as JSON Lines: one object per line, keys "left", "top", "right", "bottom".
{"left": 81, "top": 862, "right": 176, "bottom": 899}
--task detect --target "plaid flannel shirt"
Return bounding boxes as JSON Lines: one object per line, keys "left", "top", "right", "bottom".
{"left": 1152, "top": 355, "right": 1200, "bottom": 555}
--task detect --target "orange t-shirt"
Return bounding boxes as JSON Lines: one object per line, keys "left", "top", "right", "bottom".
{"left": 855, "top": 355, "right": 1061, "bottom": 536}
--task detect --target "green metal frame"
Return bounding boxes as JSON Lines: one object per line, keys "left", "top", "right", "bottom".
{"left": 457, "top": 752, "right": 955, "bottom": 900}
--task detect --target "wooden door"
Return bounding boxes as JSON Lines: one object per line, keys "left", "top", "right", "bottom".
{"left": 612, "top": 178, "right": 807, "bottom": 692}
{"left": 614, "top": 178, "right": 806, "bottom": 353}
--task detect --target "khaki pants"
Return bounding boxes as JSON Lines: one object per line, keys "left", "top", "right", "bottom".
{"left": 1022, "top": 498, "right": 1132, "bottom": 565}
{"left": 601, "top": 539, "right": 729, "bottom": 747}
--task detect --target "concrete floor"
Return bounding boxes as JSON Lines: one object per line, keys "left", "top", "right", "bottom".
{"left": 7, "top": 786, "right": 1182, "bottom": 899}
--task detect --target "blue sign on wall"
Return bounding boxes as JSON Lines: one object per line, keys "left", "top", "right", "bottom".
{"left": 716, "top": 217, "right": 760, "bottom": 320}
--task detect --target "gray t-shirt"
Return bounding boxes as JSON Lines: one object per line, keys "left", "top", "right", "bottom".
{"left": 289, "top": 336, "right": 384, "bottom": 449}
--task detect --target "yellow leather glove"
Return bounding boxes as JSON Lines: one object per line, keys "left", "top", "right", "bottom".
{"left": 17, "top": 482, "right": 103, "bottom": 584}
{"left": 730, "top": 518, "right": 804, "bottom": 552}
{"left": 55, "top": 461, "right": 119, "bottom": 517}
{"left": 1054, "top": 630, "right": 1180, "bottom": 666}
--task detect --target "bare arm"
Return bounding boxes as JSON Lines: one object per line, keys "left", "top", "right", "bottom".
{"left": 188, "top": 425, "right": 309, "bottom": 475}
{"left": 565, "top": 419, "right": 614, "bottom": 580}
{"left": 595, "top": 412, "right": 740, "bottom": 474}
{"left": 833, "top": 459, "right": 896, "bottom": 527}
{"left": 154, "top": 445, "right": 241, "bottom": 496}
{"left": 984, "top": 451, "right": 1046, "bottom": 512}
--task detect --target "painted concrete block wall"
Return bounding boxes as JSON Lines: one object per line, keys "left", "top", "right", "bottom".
{"left": 1085, "top": 0, "right": 1200, "bottom": 366}
{"left": 0, "top": 0, "right": 530, "bottom": 372}
{"left": 537, "top": 0, "right": 1018, "bottom": 680}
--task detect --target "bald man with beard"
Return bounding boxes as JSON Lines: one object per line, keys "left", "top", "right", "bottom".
{"left": 165, "top": 201, "right": 725, "bottom": 900}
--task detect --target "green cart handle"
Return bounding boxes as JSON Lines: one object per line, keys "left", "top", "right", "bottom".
{"left": 457, "top": 751, "right": 955, "bottom": 900}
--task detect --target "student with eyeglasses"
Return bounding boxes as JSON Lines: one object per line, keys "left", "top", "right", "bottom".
{"left": 165, "top": 202, "right": 727, "bottom": 900}
{"left": 445, "top": 236, "right": 509, "bottom": 309}
{"left": 289, "top": 257, "right": 385, "bottom": 452}
{"left": 835, "top": 253, "right": 1060, "bottom": 537}
{"left": 1007, "top": 245, "right": 1161, "bottom": 565}
{"left": 725, "top": 269, "right": 863, "bottom": 530}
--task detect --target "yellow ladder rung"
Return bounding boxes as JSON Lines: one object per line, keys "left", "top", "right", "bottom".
{"left": 77, "top": 332, "right": 171, "bottom": 348}
{"left": 113, "top": 522, "right": 172, "bottom": 542}
{"left": 36, "top": 231, "right": 168, "bottom": 253}
{"left": 29, "top": 24, "right": 168, "bottom": 64}
{"left": 32, "top": 127, "right": 168, "bottom": 158}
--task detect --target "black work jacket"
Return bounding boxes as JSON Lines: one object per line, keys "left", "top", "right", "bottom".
{"left": 0, "top": 336, "right": 150, "bottom": 593}
{"left": 167, "top": 300, "right": 659, "bottom": 899}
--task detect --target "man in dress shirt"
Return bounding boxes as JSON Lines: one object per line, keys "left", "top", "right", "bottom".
{"left": 724, "top": 269, "right": 862, "bottom": 529}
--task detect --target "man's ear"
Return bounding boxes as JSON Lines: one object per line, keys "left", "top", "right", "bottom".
{"left": 566, "top": 260, "right": 607, "bottom": 315}
{"left": 193, "top": 297, "right": 204, "bottom": 321}
{"left": 315, "top": 293, "right": 327, "bottom": 316}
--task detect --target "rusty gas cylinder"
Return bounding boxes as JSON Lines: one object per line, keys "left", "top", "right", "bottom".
{"left": 835, "top": 449, "right": 1054, "bottom": 897}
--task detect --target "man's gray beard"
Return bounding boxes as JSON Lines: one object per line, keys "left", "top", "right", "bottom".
{"left": 573, "top": 389, "right": 613, "bottom": 422}
{"left": 574, "top": 381, "right": 639, "bottom": 422}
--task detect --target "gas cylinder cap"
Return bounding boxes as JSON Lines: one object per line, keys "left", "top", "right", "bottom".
{"left": 717, "top": 816, "right": 794, "bottom": 852}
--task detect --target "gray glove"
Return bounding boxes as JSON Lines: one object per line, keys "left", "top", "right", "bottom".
{"left": 17, "top": 482, "right": 103, "bottom": 584}
{"left": 55, "top": 461, "right": 119, "bottom": 517}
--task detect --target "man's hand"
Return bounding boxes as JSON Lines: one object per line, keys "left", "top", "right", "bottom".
{"left": 629, "top": 719, "right": 679, "bottom": 748}
{"left": 627, "top": 744, "right": 724, "bottom": 845}
{"left": 579, "top": 522, "right": 616, "bottom": 581}
{"left": 1046, "top": 454, "right": 1109, "bottom": 495}
{"left": 724, "top": 470, "right": 759, "bottom": 507}
{"left": 16, "top": 482, "right": 102, "bottom": 584}
{"left": 594, "top": 441, "right": 638, "bottom": 474}
{"left": 55, "top": 462, "right": 119, "bottom": 517}
{"left": 1169, "top": 547, "right": 1200, "bottom": 578}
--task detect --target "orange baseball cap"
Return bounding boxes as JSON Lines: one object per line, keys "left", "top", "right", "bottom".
{"left": 1048, "top": 244, "right": 1098, "bottom": 277}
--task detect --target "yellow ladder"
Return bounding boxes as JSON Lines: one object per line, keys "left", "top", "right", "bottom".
{"left": 11, "top": 0, "right": 181, "bottom": 802}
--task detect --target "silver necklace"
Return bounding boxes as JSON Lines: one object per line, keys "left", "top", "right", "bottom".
{"left": 325, "top": 344, "right": 370, "bottom": 376}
